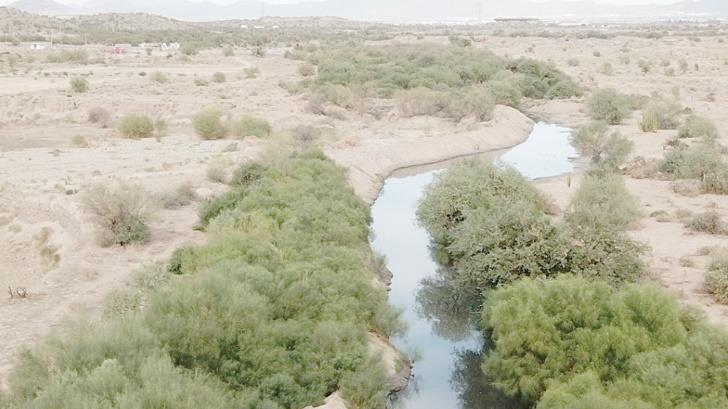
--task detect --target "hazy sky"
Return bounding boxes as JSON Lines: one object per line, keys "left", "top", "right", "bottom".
{"left": 0, "top": 0, "right": 687, "bottom": 4}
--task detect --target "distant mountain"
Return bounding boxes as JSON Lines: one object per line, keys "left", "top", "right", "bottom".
{"left": 8, "top": 0, "right": 728, "bottom": 21}
{"left": 8, "top": 0, "right": 77, "bottom": 15}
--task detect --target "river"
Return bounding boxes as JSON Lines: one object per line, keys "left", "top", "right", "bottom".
{"left": 369, "top": 122, "right": 577, "bottom": 409}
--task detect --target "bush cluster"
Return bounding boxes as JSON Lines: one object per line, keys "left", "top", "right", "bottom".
{"left": 678, "top": 114, "right": 719, "bottom": 142}
{"left": 417, "top": 160, "right": 644, "bottom": 295}
{"left": 69, "top": 77, "right": 89, "bottom": 93}
{"left": 6, "top": 153, "right": 398, "bottom": 409}
{"left": 483, "top": 275, "right": 728, "bottom": 408}
{"left": 193, "top": 109, "right": 227, "bottom": 139}
{"left": 309, "top": 44, "right": 581, "bottom": 119}
{"left": 586, "top": 88, "right": 637, "bottom": 124}
{"left": 706, "top": 249, "right": 728, "bottom": 304}
{"left": 234, "top": 115, "right": 272, "bottom": 138}
{"left": 118, "top": 114, "right": 155, "bottom": 139}
{"left": 81, "top": 182, "right": 154, "bottom": 247}
{"left": 639, "top": 96, "right": 682, "bottom": 132}
{"left": 571, "top": 121, "right": 633, "bottom": 171}
{"left": 659, "top": 135, "right": 728, "bottom": 194}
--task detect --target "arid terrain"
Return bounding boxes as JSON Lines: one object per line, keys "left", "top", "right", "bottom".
{"left": 1, "top": 7, "right": 727, "bottom": 405}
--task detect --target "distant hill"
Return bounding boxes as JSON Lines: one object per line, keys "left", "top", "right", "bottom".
{"left": 6, "top": 0, "right": 728, "bottom": 22}
{"left": 7, "top": 0, "right": 77, "bottom": 15}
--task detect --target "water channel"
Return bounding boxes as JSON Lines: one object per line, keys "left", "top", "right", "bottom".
{"left": 369, "top": 123, "right": 577, "bottom": 409}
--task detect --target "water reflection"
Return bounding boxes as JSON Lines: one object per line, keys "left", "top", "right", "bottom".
{"left": 372, "top": 122, "right": 574, "bottom": 409}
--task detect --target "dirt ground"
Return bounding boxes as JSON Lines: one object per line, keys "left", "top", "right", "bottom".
{"left": 1, "top": 27, "right": 727, "bottom": 392}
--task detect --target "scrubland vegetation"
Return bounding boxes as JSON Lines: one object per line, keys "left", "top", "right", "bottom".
{"left": 484, "top": 275, "right": 728, "bottom": 408}
{"left": 306, "top": 44, "right": 581, "bottom": 120}
{"left": 417, "top": 123, "right": 728, "bottom": 407}
{"left": 586, "top": 88, "right": 638, "bottom": 124}
{"left": 3, "top": 153, "right": 398, "bottom": 409}
{"left": 118, "top": 114, "right": 155, "bottom": 139}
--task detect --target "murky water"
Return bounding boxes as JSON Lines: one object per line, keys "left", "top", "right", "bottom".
{"left": 369, "top": 123, "right": 575, "bottom": 409}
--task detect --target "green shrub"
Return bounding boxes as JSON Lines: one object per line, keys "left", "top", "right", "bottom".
{"left": 222, "top": 46, "right": 234, "bottom": 57}
{"left": 483, "top": 275, "right": 721, "bottom": 405}
{"left": 417, "top": 160, "right": 546, "bottom": 244}
{"left": 571, "top": 121, "right": 633, "bottom": 171}
{"left": 311, "top": 44, "right": 579, "bottom": 105}
{"left": 586, "top": 88, "right": 635, "bottom": 124}
{"left": 659, "top": 143, "right": 722, "bottom": 179}
{"left": 8, "top": 154, "right": 399, "bottom": 409}
{"left": 565, "top": 173, "right": 641, "bottom": 231}
{"left": 639, "top": 97, "right": 682, "bottom": 132}
{"left": 234, "top": 115, "right": 271, "bottom": 138}
{"left": 150, "top": 71, "right": 168, "bottom": 83}
{"left": 193, "top": 109, "right": 226, "bottom": 140}
{"left": 678, "top": 115, "right": 718, "bottom": 142}
{"left": 118, "top": 114, "right": 154, "bottom": 139}
{"left": 81, "top": 182, "right": 153, "bottom": 247}
{"left": 212, "top": 72, "right": 226, "bottom": 83}
{"left": 69, "top": 77, "right": 88, "bottom": 93}
{"left": 448, "top": 86, "right": 496, "bottom": 121}
{"left": 180, "top": 43, "right": 199, "bottom": 56}
{"left": 706, "top": 249, "right": 728, "bottom": 304}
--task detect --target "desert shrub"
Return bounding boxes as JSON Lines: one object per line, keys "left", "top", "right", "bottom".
{"left": 678, "top": 114, "right": 718, "bottom": 142}
{"left": 180, "top": 43, "right": 199, "bottom": 56}
{"left": 659, "top": 143, "right": 722, "bottom": 179}
{"left": 234, "top": 115, "right": 271, "bottom": 138}
{"left": 396, "top": 87, "right": 450, "bottom": 117}
{"left": 150, "top": 71, "right": 168, "bottom": 83}
{"left": 639, "top": 97, "right": 682, "bottom": 132}
{"left": 506, "top": 57, "right": 582, "bottom": 99}
{"left": 311, "top": 44, "right": 579, "bottom": 106}
{"left": 706, "top": 249, "right": 728, "bottom": 304}
{"left": 69, "top": 77, "right": 88, "bottom": 93}
{"left": 685, "top": 210, "right": 726, "bottom": 235}
{"left": 193, "top": 109, "right": 226, "bottom": 140}
{"left": 81, "top": 182, "right": 154, "bottom": 246}
{"left": 448, "top": 86, "right": 496, "bottom": 121}
{"left": 417, "top": 160, "right": 546, "bottom": 244}
{"left": 484, "top": 76, "right": 523, "bottom": 107}
{"left": 601, "top": 62, "right": 614, "bottom": 75}
{"left": 46, "top": 49, "right": 88, "bottom": 63}
{"left": 291, "top": 125, "right": 321, "bottom": 145}
{"left": 8, "top": 154, "right": 399, "bottom": 409}
{"left": 194, "top": 78, "right": 209, "bottom": 86}
{"left": 298, "top": 62, "right": 316, "bottom": 77}
{"left": 222, "top": 46, "right": 234, "bottom": 57}
{"left": 87, "top": 107, "right": 111, "bottom": 128}
{"left": 118, "top": 114, "right": 154, "bottom": 139}
{"left": 702, "top": 164, "right": 728, "bottom": 194}
{"left": 312, "top": 83, "right": 355, "bottom": 109}
{"left": 571, "top": 121, "right": 633, "bottom": 171}
{"left": 483, "top": 275, "right": 724, "bottom": 406}
{"left": 159, "top": 182, "right": 196, "bottom": 209}
{"left": 244, "top": 66, "right": 259, "bottom": 78}
{"left": 565, "top": 173, "right": 641, "bottom": 231}
{"left": 212, "top": 72, "right": 226, "bottom": 83}
{"left": 567, "top": 58, "right": 579, "bottom": 67}
{"left": 229, "top": 162, "right": 266, "bottom": 188}
{"left": 206, "top": 164, "right": 227, "bottom": 183}
{"left": 586, "top": 88, "right": 635, "bottom": 124}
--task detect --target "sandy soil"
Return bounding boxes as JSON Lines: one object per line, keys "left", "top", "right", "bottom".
{"left": 1, "top": 26, "right": 728, "bottom": 403}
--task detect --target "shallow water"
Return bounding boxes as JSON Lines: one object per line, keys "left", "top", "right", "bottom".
{"left": 369, "top": 122, "right": 574, "bottom": 409}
